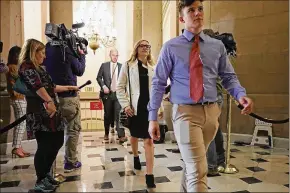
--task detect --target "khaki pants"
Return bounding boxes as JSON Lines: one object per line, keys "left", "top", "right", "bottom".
{"left": 172, "top": 103, "right": 221, "bottom": 192}
{"left": 59, "top": 96, "right": 81, "bottom": 163}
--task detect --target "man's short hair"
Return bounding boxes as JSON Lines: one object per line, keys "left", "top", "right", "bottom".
{"left": 109, "top": 48, "right": 118, "bottom": 55}
{"left": 178, "top": 0, "right": 204, "bottom": 15}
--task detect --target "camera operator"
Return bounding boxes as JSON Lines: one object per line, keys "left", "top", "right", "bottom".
{"left": 44, "top": 37, "right": 86, "bottom": 173}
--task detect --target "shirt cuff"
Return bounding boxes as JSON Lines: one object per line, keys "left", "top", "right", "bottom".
{"left": 236, "top": 91, "right": 247, "bottom": 101}
{"left": 148, "top": 110, "right": 158, "bottom": 121}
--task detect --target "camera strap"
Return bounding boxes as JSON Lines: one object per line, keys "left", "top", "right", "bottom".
{"left": 50, "top": 40, "right": 67, "bottom": 46}
{"left": 49, "top": 40, "right": 68, "bottom": 61}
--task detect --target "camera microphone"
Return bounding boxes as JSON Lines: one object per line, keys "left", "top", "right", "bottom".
{"left": 72, "top": 22, "right": 85, "bottom": 29}
{"left": 78, "top": 80, "right": 92, "bottom": 90}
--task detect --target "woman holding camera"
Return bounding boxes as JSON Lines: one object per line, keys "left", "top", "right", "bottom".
{"left": 117, "top": 39, "right": 163, "bottom": 188}
{"left": 18, "top": 38, "right": 79, "bottom": 192}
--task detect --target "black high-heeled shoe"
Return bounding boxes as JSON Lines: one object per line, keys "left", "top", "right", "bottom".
{"left": 134, "top": 156, "right": 141, "bottom": 170}
{"left": 146, "top": 174, "right": 156, "bottom": 188}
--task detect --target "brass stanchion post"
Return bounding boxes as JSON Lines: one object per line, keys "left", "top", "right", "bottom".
{"left": 222, "top": 94, "right": 239, "bottom": 174}
{"left": 51, "top": 160, "right": 67, "bottom": 183}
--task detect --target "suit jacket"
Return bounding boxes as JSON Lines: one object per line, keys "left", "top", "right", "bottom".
{"left": 116, "top": 59, "right": 163, "bottom": 116}
{"left": 97, "top": 61, "right": 122, "bottom": 97}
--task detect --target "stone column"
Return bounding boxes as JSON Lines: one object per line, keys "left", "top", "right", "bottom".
{"left": 175, "top": 0, "right": 180, "bottom": 37}
{"left": 50, "top": 0, "right": 73, "bottom": 29}
{"left": 0, "top": 0, "right": 23, "bottom": 61}
{"left": 133, "top": 1, "right": 142, "bottom": 46}
{"left": 0, "top": 0, "right": 22, "bottom": 148}
{"left": 142, "top": 0, "right": 162, "bottom": 62}
{"left": 0, "top": 0, "right": 22, "bottom": 92}
{"left": 41, "top": 1, "right": 50, "bottom": 43}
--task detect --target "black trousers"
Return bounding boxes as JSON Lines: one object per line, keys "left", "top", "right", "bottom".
{"left": 34, "top": 131, "right": 64, "bottom": 182}
{"left": 101, "top": 92, "right": 125, "bottom": 138}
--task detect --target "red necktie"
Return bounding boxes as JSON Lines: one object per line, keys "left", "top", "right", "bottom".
{"left": 189, "top": 35, "right": 204, "bottom": 102}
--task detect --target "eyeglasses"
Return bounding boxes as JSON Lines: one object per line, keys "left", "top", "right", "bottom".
{"left": 139, "top": 44, "right": 151, "bottom": 49}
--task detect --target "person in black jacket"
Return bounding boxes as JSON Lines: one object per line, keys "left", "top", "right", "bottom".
{"left": 44, "top": 42, "right": 86, "bottom": 173}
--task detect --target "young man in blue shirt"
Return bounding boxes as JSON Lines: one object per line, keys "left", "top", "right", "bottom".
{"left": 147, "top": 0, "right": 253, "bottom": 192}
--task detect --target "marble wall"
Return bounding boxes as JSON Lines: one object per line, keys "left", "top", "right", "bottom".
{"left": 207, "top": 1, "right": 289, "bottom": 138}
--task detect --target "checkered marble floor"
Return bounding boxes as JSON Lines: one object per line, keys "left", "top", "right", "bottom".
{"left": 0, "top": 131, "right": 289, "bottom": 192}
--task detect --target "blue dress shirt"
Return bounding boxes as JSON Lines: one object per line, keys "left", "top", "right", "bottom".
{"left": 148, "top": 29, "right": 246, "bottom": 121}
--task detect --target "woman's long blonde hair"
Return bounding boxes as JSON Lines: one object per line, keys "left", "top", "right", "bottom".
{"left": 127, "top": 39, "right": 155, "bottom": 66}
{"left": 18, "top": 39, "right": 45, "bottom": 68}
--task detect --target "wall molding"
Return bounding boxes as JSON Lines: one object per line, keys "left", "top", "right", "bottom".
{"left": 162, "top": 0, "right": 170, "bottom": 21}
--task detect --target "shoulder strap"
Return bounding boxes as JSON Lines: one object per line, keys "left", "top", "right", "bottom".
{"left": 127, "top": 63, "right": 132, "bottom": 108}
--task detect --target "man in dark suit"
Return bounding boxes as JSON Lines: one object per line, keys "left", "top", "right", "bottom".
{"left": 97, "top": 48, "right": 127, "bottom": 143}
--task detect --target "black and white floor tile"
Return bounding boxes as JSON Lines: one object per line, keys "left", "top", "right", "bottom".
{"left": 0, "top": 131, "right": 289, "bottom": 192}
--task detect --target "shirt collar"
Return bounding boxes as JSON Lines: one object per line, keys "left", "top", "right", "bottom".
{"left": 182, "top": 29, "right": 206, "bottom": 42}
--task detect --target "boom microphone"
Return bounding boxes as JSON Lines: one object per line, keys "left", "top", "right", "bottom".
{"left": 78, "top": 80, "right": 91, "bottom": 89}
{"left": 72, "top": 22, "right": 85, "bottom": 29}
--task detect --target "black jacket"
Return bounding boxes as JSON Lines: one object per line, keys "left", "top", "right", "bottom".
{"left": 96, "top": 62, "right": 122, "bottom": 97}
{"left": 44, "top": 43, "right": 86, "bottom": 98}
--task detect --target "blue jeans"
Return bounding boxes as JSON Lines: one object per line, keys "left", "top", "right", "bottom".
{"left": 206, "top": 95, "right": 225, "bottom": 169}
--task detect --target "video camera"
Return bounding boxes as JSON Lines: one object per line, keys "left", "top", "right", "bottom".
{"left": 213, "top": 32, "right": 237, "bottom": 57}
{"left": 203, "top": 29, "right": 237, "bottom": 57}
{"left": 45, "top": 22, "right": 88, "bottom": 61}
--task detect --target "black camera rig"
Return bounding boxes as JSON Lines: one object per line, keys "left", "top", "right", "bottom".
{"left": 203, "top": 29, "right": 237, "bottom": 57}
{"left": 45, "top": 22, "right": 88, "bottom": 61}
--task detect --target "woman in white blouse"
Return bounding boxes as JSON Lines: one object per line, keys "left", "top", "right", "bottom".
{"left": 116, "top": 39, "right": 163, "bottom": 188}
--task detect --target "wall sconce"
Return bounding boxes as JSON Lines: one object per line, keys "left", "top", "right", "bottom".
{"left": 88, "top": 34, "right": 100, "bottom": 54}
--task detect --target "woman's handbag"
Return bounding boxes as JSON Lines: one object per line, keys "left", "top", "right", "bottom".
{"left": 12, "top": 77, "right": 36, "bottom": 97}
{"left": 120, "top": 64, "right": 133, "bottom": 128}
{"left": 153, "top": 124, "right": 168, "bottom": 144}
